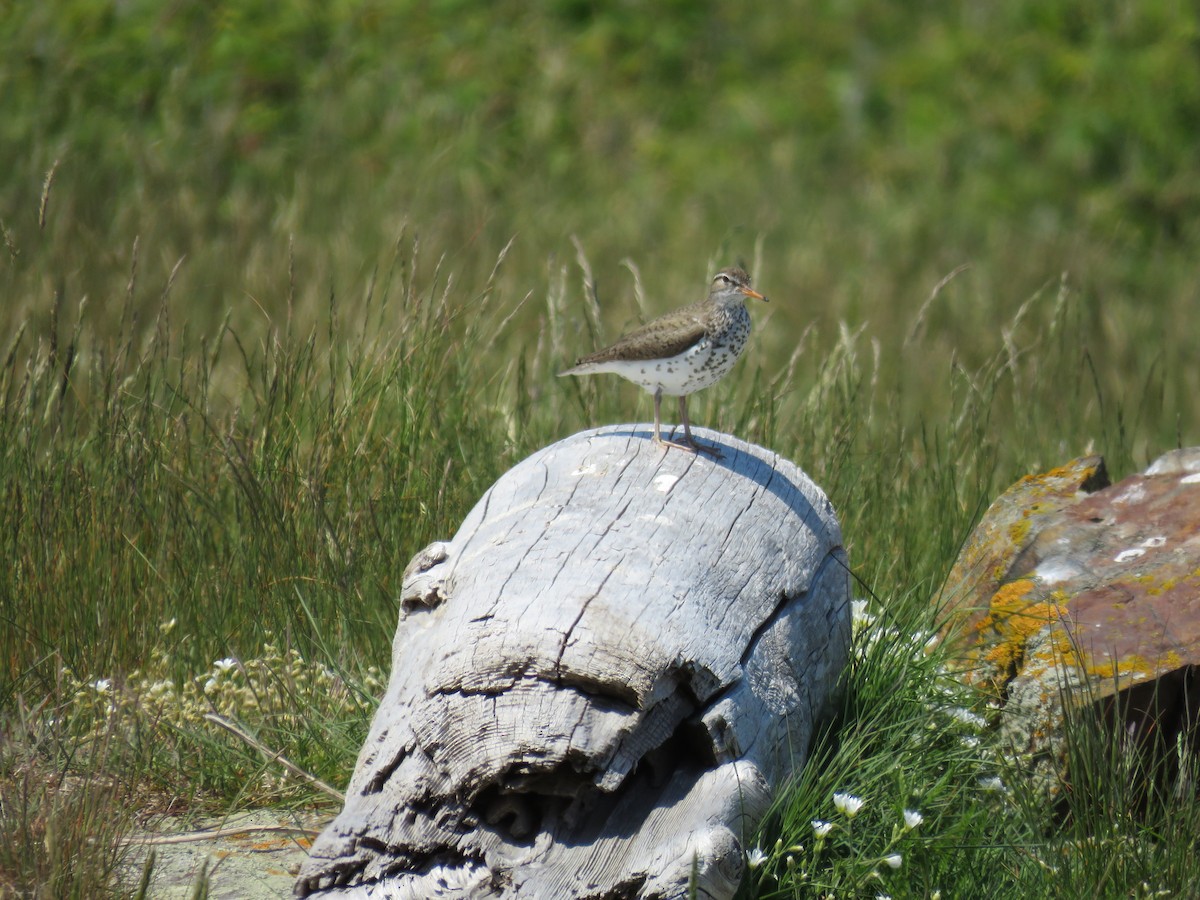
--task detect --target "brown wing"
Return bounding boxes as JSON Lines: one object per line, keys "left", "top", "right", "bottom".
{"left": 572, "top": 302, "right": 709, "bottom": 366}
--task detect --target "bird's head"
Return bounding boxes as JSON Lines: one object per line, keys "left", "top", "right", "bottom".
{"left": 711, "top": 266, "right": 768, "bottom": 304}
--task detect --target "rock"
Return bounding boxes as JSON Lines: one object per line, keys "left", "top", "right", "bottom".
{"left": 295, "top": 424, "right": 851, "bottom": 899}
{"left": 122, "top": 811, "right": 325, "bottom": 899}
{"left": 942, "top": 448, "right": 1200, "bottom": 797}
{"left": 938, "top": 454, "right": 1109, "bottom": 637}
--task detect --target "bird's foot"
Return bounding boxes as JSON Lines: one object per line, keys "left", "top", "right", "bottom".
{"left": 656, "top": 432, "right": 724, "bottom": 459}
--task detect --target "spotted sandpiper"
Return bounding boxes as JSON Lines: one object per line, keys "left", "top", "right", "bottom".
{"left": 558, "top": 266, "right": 768, "bottom": 455}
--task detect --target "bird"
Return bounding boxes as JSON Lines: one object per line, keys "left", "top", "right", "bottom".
{"left": 558, "top": 266, "right": 768, "bottom": 456}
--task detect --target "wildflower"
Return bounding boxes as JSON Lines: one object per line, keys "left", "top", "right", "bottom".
{"left": 909, "top": 628, "right": 933, "bottom": 647}
{"left": 902, "top": 809, "right": 923, "bottom": 830}
{"left": 946, "top": 706, "right": 987, "bottom": 730}
{"left": 978, "top": 775, "right": 1005, "bottom": 792}
{"left": 746, "top": 847, "right": 768, "bottom": 870}
{"left": 851, "top": 598, "right": 876, "bottom": 629}
{"left": 147, "top": 680, "right": 174, "bottom": 700}
{"left": 833, "top": 792, "right": 865, "bottom": 818}
{"left": 883, "top": 853, "right": 903, "bottom": 869}
{"left": 811, "top": 819, "right": 833, "bottom": 837}
{"left": 92, "top": 678, "right": 112, "bottom": 694}
{"left": 205, "top": 658, "right": 239, "bottom": 694}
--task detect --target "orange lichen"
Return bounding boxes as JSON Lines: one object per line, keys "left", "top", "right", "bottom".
{"left": 1006, "top": 516, "right": 1033, "bottom": 547}
{"left": 1023, "top": 626, "right": 1080, "bottom": 672}
{"left": 969, "top": 579, "right": 1070, "bottom": 689}
{"left": 1014, "top": 460, "right": 1102, "bottom": 489}
{"left": 1022, "top": 635, "right": 1187, "bottom": 698}
{"left": 1128, "top": 568, "right": 1192, "bottom": 597}
{"left": 992, "top": 577, "right": 1037, "bottom": 604}
{"left": 976, "top": 579, "right": 1038, "bottom": 630}
{"left": 1005, "top": 602, "right": 1067, "bottom": 639}
{"left": 1081, "top": 649, "right": 1184, "bottom": 682}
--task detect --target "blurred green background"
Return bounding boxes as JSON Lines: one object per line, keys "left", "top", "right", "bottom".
{"left": 6, "top": 0, "right": 1199, "bottom": 372}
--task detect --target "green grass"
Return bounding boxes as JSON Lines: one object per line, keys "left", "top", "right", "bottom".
{"left": 741, "top": 596, "right": 1200, "bottom": 899}
{"left": 2, "top": 2, "right": 1199, "bottom": 896}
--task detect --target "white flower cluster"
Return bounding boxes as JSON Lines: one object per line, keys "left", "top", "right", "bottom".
{"left": 58, "top": 623, "right": 385, "bottom": 803}
{"left": 747, "top": 794, "right": 928, "bottom": 890}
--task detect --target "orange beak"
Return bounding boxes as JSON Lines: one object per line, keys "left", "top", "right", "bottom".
{"left": 740, "top": 286, "right": 768, "bottom": 303}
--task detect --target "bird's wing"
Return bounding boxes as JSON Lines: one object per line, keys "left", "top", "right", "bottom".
{"left": 571, "top": 305, "right": 708, "bottom": 366}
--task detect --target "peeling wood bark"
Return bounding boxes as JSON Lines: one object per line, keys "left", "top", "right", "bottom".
{"left": 296, "top": 425, "right": 851, "bottom": 900}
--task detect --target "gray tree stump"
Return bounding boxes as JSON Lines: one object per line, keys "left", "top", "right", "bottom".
{"left": 296, "top": 425, "right": 851, "bottom": 900}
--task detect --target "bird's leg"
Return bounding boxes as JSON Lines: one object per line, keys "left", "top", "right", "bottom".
{"left": 677, "top": 395, "right": 723, "bottom": 458}
{"left": 652, "top": 388, "right": 665, "bottom": 445}
{"left": 654, "top": 393, "right": 721, "bottom": 457}
{"left": 679, "top": 396, "right": 693, "bottom": 445}
{"left": 653, "top": 388, "right": 690, "bottom": 452}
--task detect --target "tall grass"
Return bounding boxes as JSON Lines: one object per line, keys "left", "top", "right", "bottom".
{"left": 2, "top": 230, "right": 520, "bottom": 690}
{"left": 0, "top": 699, "right": 139, "bottom": 899}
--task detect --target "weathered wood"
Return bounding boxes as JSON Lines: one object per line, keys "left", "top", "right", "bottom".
{"left": 296, "top": 425, "right": 851, "bottom": 900}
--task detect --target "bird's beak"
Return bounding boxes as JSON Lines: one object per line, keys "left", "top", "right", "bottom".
{"left": 740, "top": 286, "right": 768, "bottom": 303}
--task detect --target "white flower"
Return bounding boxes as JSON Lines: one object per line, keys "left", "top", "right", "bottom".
{"left": 851, "top": 599, "right": 876, "bottom": 629}
{"left": 811, "top": 819, "right": 834, "bottom": 837}
{"left": 883, "top": 853, "right": 903, "bottom": 869}
{"left": 946, "top": 706, "right": 987, "bottom": 730}
{"left": 204, "top": 658, "right": 238, "bottom": 693}
{"left": 908, "top": 628, "right": 933, "bottom": 646}
{"left": 746, "top": 847, "right": 768, "bottom": 870}
{"left": 833, "top": 792, "right": 865, "bottom": 818}
{"left": 903, "top": 809, "right": 924, "bottom": 830}
{"left": 92, "top": 678, "right": 112, "bottom": 694}
{"left": 978, "top": 775, "right": 1006, "bottom": 793}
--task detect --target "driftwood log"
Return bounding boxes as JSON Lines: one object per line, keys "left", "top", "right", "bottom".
{"left": 296, "top": 424, "right": 851, "bottom": 899}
